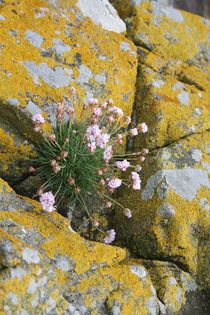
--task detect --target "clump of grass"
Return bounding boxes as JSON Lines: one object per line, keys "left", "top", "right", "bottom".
{"left": 30, "top": 88, "right": 148, "bottom": 243}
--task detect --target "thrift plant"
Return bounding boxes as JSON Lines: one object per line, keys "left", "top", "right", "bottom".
{"left": 31, "top": 88, "right": 148, "bottom": 244}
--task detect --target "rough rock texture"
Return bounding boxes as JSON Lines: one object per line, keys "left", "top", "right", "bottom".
{"left": 0, "top": 0, "right": 137, "bottom": 183}
{"left": 115, "top": 133, "right": 210, "bottom": 284}
{"left": 172, "top": 0, "right": 210, "bottom": 18}
{"left": 110, "top": 0, "right": 210, "bottom": 311}
{"left": 0, "top": 0, "right": 209, "bottom": 313}
{"left": 0, "top": 178, "right": 167, "bottom": 315}
{"left": 110, "top": 0, "right": 210, "bottom": 18}
{"left": 112, "top": 0, "right": 210, "bottom": 150}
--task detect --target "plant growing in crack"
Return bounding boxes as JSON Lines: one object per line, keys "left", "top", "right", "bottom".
{"left": 30, "top": 87, "right": 148, "bottom": 244}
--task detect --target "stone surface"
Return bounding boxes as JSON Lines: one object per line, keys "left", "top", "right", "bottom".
{"left": 114, "top": 132, "right": 210, "bottom": 290}
{"left": 77, "top": 0, "right": 126, "bottom": 33}
{"left": 0, "top": 178, "right": 165, "bottom": 315}
{"left": 112, "top": 0, "right": 210, "bottom": 150}
{"left": 0, "top": 0, "right": 137, "bottom": 183}
{"left": 110, "top": 0, "right": 210, "bottom": 19}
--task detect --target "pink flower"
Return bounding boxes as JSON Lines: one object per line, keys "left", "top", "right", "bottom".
{"left": 66, "top": 107, "right": 75, "bottom": 116}
{"left": 93, "top": 107, "right": 102, "bottom": 117}
{"left": 108, "top": 115, "right": 115, "bottom": 123}
{"left": 87, "top": 142, "right": 96, "bottom": 152}
{"left": 69, "top": 86, "right": 77, "bottom": 95}
{"left": 139, "top": 122, "right": 148, "bottom": 133}
{"left": 125, "top": 116, "right": 131, "bottom": 125}
{"left": 106, "top": 201, "right": 112, "bottom": 208}
{"left": 40, "top": 191, "right": 55, "bottom": 212}
{"left": 96, "top": 133, "right": 110, "bottom": 149}
{"left": 131, "top": 172, "right": 141, "bottom": 190}
{"left": 129, "top": 128, "right": 138, "bottom": 136}
{"left": 124, "top": 208, "right": 132, "bottom": 218}
{"left": 103, "top": 146, "right": 113, "bottom": 161}
{"left": 109, "top": 106, "right": 123, "bottom": 118}
{"left": 135, "top": 165, "right": 142, "bottom": 172}
{"left": 48, "top": 134, "right": 56, "bottom": 142}
{"left": 86, "top": 125, "right": 101, "bottom": 142}
{"left": 62, "top": 151, "right": 68, "bottom": 158}
{"left": 99, "top": 178, "right": 106, "bottom": 186}
{"left": 115, "top": 160, "right": 130, "bottom": 172}
{"left": 32, "top": 113, "right": 45, "bottom": 124}
{"left": 117, "top": 134, "right": 123, "bottom": 144}
{"left": 103, "top": 229, "right": 116, "bottom": 244}
{"left": 141, "top": 148, "right": 149, "bottom": 155}
{"left": 139, "top": 156, "right": 145, "bottom": 162}
{"left": 100, "top": 101, "right": 108, "bottom": 109}
{"left": 89, "top": 98, "right": 98, "bottom": 105}
{"left": 68, "top": 177, "right": 75, "bottom": 185}
{"left": 54, "top": 164, "right": 61, "bottom": 173}
{"left": 108, "top": 178, "right": 122, "bottom": 189}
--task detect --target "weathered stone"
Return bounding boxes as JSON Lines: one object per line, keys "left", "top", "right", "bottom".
{"left": 114, "top": 132, "right": 210, "bottom": 290}
{"left": 0, "top": 178, "right": 164, "bottom": 315}
{"left": 141, "top": 260, "right": 210, "bottom": 314}
{"left": 111, "top": 0, "right": 210, "bottom": 150}
{"left": 0, "top": 0, "right": 137, "bottom": 183}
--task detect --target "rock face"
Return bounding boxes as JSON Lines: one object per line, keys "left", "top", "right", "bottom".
{"left": 110, "top": 0, "right": 210, "bottom": 18}
{"left": 0, "top": 0, "right": 210, "bottom": 314}
{"left": 0, "top": 0, "right": 137, "bottom": 183}
{"left": 0, "top": 178, "right": 165, "bottom": 314}
{"left": 110, "top": 0, "right": 210, "bottom": 310}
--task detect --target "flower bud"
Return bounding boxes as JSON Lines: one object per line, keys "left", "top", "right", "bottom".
{"left": 68, "top": 177, "right": 75, "bottom": 185}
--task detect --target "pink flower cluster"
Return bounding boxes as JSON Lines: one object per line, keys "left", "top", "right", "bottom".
{"left": 115, "top": 159, "right": 130, "bottom": 171}
{"left": 103, "top": 229, "right": 116, "bottom": 244}
{"left": 32, "top": 89, "right": 149, "bottom": 245}
{"left": 32, "top": 113, "right": 45, "bottom": 132}
{"left": 39, "top": 191, "right": 55, "bottom": 212}
{"left": 108, "top": 178, "right": 122, "bottom": 189}
{"left": 131, "top": 172, "right": 141, "bottom": 190}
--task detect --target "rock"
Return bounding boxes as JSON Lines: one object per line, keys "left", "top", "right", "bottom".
{"left": 112, "top": 0, "right": 210, "bottom": 150}
{"left": 76, "top": 0, "right": 126, "bottom": 33}
{"left": 0, "top": 0, "right": 137, "bottom": 183}
{"left": 114, "top": 132, "right": 210, "bottom": 291}
{"left": 172, "top": 0, "right": 210, "bottom": 18}
{"left": 131, "top": 47, "right": 210, "bottom": 150}
{"left": 111, "top": 0, "right": 210, "bottom": 20}
{"left": 141, "top": 260, "right": 210, "bottom": 314}
{"left": 0, "top": 178, "right": 164, "bottom": 314}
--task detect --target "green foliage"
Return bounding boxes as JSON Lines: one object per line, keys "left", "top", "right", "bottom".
{"left": 32, "top": 120, "right": 111, "bottom": 206}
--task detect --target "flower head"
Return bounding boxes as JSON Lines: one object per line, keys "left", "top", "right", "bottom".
{"left": 86, "top": 125, "right": 101, "bottom": 142}
{"left": 40, "top": 191, "right": 55, "bottom": 212}
{"left": 115, "top": 160, "right": 130, "bottom": 172}
{"left": 135, "top": 165, "right": 142, "bottom": 173}
{"left": 103, "top": 146, "right": 113, "bottom": 161}
{"left": 108, "top": 178, "right": 122, "bottom": 189}
{"left": 69, "top": 86, "right": 77, "bottom": 95}
{"left": 103, "top": 229, "right": 116, "bottom": 244}
{"left": 87, "top": 142, "right": 96, "bottom": 152}
{"left": 131, "top": 172, "right": 141, "bottom": 190}
{"left": 139, "top": 122, "right": 148, "bottom": 133}
{"left": 93, "top": 107, "right": 102, "bottom": 117}
{"left": 89, "top": 98, "right": 98, "bottom": 105}
{"left": 125, "top": 116, "right": 131, "bottom": 125}
{"left": 32, "top": 113, "right": 45, "bottom": 124}
{"left": 129, "top": 128, "right": 138, "bottom": 136}
{"left": 109, "top": 106, "right": 123, "bottom": 118}
{"left": 124, "top": 208, "right": 132, "bottom": 218}
{"left": 96, "top": 133, "right": 110, "bottom": 149}
{"left": 48, "top": 134, "right": 56, "bottom": 142}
